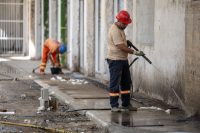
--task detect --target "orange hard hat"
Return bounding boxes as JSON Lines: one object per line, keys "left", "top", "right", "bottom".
{"left": 116, "top": 10, "right": 132, "bottom": 24}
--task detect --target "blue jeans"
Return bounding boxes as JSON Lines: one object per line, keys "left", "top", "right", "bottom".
{"left": 107, "top": 59, "right": 131, "bottom": 108}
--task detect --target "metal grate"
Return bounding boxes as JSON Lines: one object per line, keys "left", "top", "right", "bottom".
{"left": 0, "top": 0, "right": 24, "bottom": 56}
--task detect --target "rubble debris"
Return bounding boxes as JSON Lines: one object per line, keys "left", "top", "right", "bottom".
{"left": 67, "top": 79, "right": 90, "bottom": 85}
{"left": 38, "top": 106, "right": 45, "bottom": 111}
{"left": 13, "top": 78, "right": 19, "bottom": 81}
{"left": 3, "top": 116, "right": 7, "bottom": 121}
{"left": 46, "top": 120, "right": 49, "bottom": 124}
{"left": 157, "top": 108, "right": 163, "bottom": 110}
{"left": 23, "top": 119, "right": 28, "bottom": 124}
{"left": 71, "top": 82, "right": 82, "bottom": 85}
{"left": 20, "top": 94, "right": 26, "bottom": 99}
{"left": 50, "top": 77, "right": 56, "bottom": 80}
{"left": 0, "top": 112, "right": 14, "bottom": 114}
{"left": 36, "top": 111, "right": 41, "bottom": 114}
{"left": 138, "top": 107, "right": 157, "bottom": 110}
{"left": 57, "top": 76, "right": 62, "bottom": 80}
{"left": 165, "top": 109, "right": 171, "bottom": 114}
{"left": 84, "top": 81, "right": 89, "bottom": 84}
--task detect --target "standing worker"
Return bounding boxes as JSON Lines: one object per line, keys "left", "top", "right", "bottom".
{"left": 40, "top": 38, "right": 67, "bottom": 74}
{"left": 107, "top": 10, "right": 145, "bottom": 112}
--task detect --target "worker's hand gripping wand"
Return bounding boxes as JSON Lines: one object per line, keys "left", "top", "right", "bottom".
{"left": 127, "top": 40, "right": 152, "bottom": 65}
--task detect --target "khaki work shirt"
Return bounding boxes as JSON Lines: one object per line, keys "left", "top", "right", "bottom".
{"left": 107, "top": 24, "right": 128, "bottom": 60}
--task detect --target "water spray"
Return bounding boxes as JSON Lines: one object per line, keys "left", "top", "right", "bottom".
{"left": 129, "top": 43, "right": 191, "bottom": 117}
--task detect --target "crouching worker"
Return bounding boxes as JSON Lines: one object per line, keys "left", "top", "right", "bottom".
{"left": 40, "top": 38, "right": 67, "bottom": 75}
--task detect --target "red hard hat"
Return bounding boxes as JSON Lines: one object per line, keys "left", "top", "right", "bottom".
{"left": 116, "top": 10, "right": 132, "bottom": 24}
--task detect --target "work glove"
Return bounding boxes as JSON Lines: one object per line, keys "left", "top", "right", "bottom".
{"left": 127, "top": 40, "right": 133, "bottom": 48}
{"left": 133, "top": 51, "right": 145, "bottom": 56}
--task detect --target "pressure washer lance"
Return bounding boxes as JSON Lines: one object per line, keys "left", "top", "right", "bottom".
{"left": 129, "top": 43, "right": 191, "bottom": 117}
{"left": 129, "top": 43, "right": 174, "bottom": 89}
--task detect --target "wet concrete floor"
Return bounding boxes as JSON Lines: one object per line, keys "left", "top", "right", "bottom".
{"left": 1, "top": 60, "right": 200, "bottom": 133}
{"left": 34, "top": 73, "right": 200, "bottom": 132}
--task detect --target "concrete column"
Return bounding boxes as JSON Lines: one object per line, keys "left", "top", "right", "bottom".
{"left": 35, "top": 0, "right": 42, "bottom": 59}
{"left": 83, "top": 0, "right": 95, "bottom": 76}
{"left": 67, "top": 0, "right": 70, "bottom": 69}
{"left": 67, "top": 0, "right": 80, "bottom": 71}
{"left": 49, "top": 0, "right": 58, "bottom": 39}
{"left": 60, "top": 0, "right": 67, "bottom": 68}
{"left": 100, "top": 0, "right": 114, "bottom": 83}
{"left": 43, "top": 0, "right": 49, "bottom": 41}
{"left": 29, "top": 0, "right": 35, "bottom": 59}
{"left": 24, "top": 0, "right": 29, "bottom": 56}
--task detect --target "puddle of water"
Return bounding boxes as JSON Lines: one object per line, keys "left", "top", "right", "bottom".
{"left": 114, "top": 121, "right": 164, "bottom": 127}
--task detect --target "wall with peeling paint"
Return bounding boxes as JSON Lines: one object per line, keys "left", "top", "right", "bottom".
{"left": 131, "top": 0, "right": 188, "bottom": 111}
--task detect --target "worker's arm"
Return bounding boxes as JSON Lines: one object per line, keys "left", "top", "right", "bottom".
{"left": 56, "top": 53, "right": 60, "bottom": 68}
{"left": 117, "top": 44, "right": 144, "bottom": 55}
{"left": 47, "top": 51, "right": 55, "bottom": 66}
{"left": 117, "top": 44, "right": 134, "bottom": 54}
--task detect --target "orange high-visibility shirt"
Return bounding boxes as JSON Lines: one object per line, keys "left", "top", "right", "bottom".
{"left": 44, "top": 39, "right": 61, "bottom": 53}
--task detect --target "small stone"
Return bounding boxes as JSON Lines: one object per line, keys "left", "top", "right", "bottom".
{"left": 46, "top": 120, "right": 49, "bottom": 124}
{"left": 23, "top": 119, "right": 28, "bottom": 124}
{"left": 37, "top": 111, "right": 41, "bottom": 114}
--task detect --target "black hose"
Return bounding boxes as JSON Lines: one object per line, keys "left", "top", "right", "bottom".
{"left": 129, "top": 57, "right": 138, "bottom": 68}
{"left": 67, "top": 108, "right": 111, "bottom": 112}
{"left": 129, "top": 57, "right": 139, "bottom": 98}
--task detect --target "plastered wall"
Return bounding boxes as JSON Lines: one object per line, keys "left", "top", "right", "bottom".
{"left": 185, "top": 0, "right": 200, "bottom": 116}
{"left": 132, "top": 0, "right": 187, "bottom": 108}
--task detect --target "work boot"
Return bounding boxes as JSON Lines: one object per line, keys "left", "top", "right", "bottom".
{"left": 40, "top": 71, "right": 45, "bottom": 75}
{"left": 121, "top": 104, "right": 137, "bottom": 111}
{"left": 59, "top": 71, "right": 64, "bottom": 74}
{"left": 111, "top": 107, "right": 121, "bottom": 112}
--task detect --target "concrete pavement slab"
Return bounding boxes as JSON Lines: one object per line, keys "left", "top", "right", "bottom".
{"left": 1, "top": 60, "right": 200, "bottom": 133}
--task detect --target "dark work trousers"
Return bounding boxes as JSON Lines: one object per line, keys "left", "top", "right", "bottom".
{"left": 107, "top": 59, "right": 131, "bottom": 108}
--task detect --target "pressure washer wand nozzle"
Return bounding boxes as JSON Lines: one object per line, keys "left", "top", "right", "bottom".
{"left": 130, "top": 44, "right": 152, "bottom": 64}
